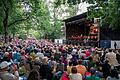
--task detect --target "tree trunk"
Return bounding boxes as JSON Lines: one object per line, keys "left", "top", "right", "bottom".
{"left": 4, "top": 25, "right": 7, "bottom": 43}
{"left": 3, "top": 8, "right": 9, "bottom": 43}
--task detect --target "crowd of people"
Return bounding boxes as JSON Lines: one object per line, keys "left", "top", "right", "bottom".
{"left": 0, "top": 38, "right": 120, "bottom": 80}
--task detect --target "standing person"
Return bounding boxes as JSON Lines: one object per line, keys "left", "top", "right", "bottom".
{"left": 0, "top": 61, "right": 19, "bottom": 80}
{"left": 69, "top": 66, "right": 82, "bottom": 80}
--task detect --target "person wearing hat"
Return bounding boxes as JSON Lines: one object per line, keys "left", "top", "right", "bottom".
{"left": 0, "top": 61, "right": 19, "bottom": 80}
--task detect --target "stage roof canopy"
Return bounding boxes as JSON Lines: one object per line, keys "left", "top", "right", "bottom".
{"left": 63, "top": 12, "right": 87, "bottom": 23}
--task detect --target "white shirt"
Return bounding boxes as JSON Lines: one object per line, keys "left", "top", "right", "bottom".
{"left": 69, "top": 73, "right": 82, "bottom": 80}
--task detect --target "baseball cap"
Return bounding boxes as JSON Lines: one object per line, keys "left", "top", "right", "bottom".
{"left": 0, "top": 61, "right": 10, "bottom": 69}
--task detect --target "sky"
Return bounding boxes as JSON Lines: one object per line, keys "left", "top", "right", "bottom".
{"left": 77, "top": 2, "right": 90, "bottom": 15}
{"left": 46, "top": 0, "right": 90, "bottom": 20}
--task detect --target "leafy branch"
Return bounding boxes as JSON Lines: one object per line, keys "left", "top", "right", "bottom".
{"left": 8, "top": 16, "right": 30, "bottom": 27}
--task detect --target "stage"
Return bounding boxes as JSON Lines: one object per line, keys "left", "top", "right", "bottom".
{"left": 63, "top": 13, "right": 99, "bottom": 46}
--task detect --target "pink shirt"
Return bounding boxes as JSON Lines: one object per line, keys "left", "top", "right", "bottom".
{"left": 85, "top": 51, "right": 90, "bottom": 57}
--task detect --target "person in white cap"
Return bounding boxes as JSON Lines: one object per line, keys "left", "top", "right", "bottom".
{"left": 0, "top": 61, "right": 19, "bottom": 80}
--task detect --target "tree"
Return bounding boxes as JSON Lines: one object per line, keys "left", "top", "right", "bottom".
{"left": 86, "top": 0, "right": 120, "bottom": 29}
{"left": 55, "top": 0, "right": 120, "bottom": 29}
{"left": 0, "top": 0, "right": 31, "bottom": 43}
{"left": 0, "top": 0, "right": 53, "bottom": 42}
{"left": 45, "top": 0, "right": 82, "bottom": 40}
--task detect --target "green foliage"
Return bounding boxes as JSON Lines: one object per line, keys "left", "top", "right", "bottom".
{"left": 54, "top": 0, "right": 120, "bottom": 29}
{"left": 0, "top": 0, "right": 84, "bottom": 40}
{"left": 87, "top": 0, "right": 120, "bottom": 29}
{"left": 19, "top": 0, "right": 52, "bottom": 39}
{"left": 47, "top": 20, "right": 62, "bottom": 39}
{"left": 0, "top": 0, "right": 62, "bottom": 40}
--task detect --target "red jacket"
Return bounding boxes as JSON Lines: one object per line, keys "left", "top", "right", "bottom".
{"left": 61, "top": 72, "right": 69, "bottom": 80}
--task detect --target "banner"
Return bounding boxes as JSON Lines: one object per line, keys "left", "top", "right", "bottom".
{"left": 100, "top": 40, "right": 111, "bottom": 48}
